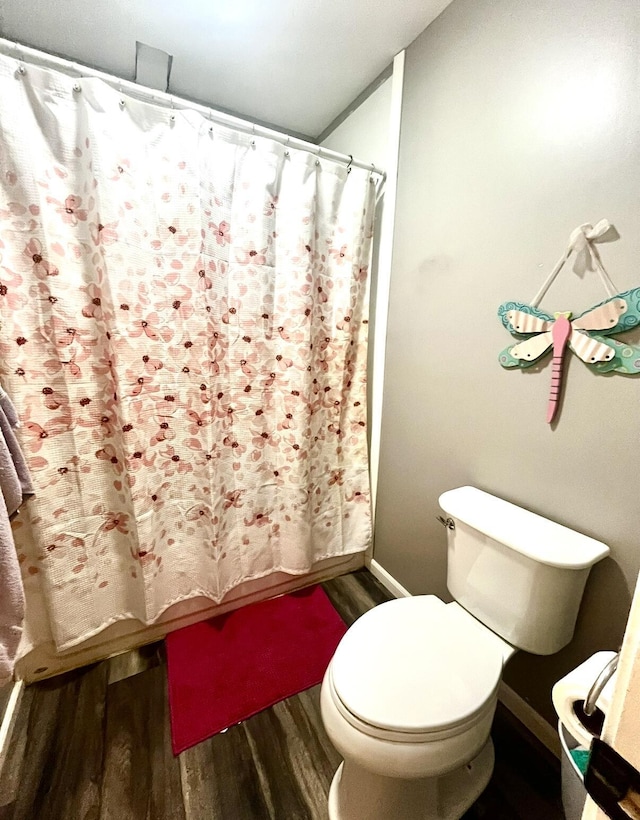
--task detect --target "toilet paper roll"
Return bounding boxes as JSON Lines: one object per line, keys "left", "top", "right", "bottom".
{"left": 552, "top": 650, "right": 618, "bottom": 749}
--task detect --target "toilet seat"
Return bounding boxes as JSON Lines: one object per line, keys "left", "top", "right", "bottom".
{"left": 329, "top": 596, "right": 504, "bottom": 741}
{"left": 327, "top": 665, "right": 498, "bottom": 745}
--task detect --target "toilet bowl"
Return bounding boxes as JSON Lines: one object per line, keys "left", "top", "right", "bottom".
{"left": 320, "top": 595, "right": 511, "bottom": 819}
{"left": 320, "top": 486, "right": 611, "bottom": 820}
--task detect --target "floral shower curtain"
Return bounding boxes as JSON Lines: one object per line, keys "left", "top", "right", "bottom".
{"left": 0, "top": 53, "right": 375, "bottom": 651}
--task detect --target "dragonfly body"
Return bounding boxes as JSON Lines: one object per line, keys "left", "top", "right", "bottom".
{"left": 548, "top": 313, "right": 572, "bottom": 423}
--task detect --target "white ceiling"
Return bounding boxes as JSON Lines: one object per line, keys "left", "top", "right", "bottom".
{"left": 0, "top": 0, "right": 451, "bottom": 139}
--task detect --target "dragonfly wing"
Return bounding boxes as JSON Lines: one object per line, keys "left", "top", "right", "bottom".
{"left": 499, "top": 344, "right": 529, "bottom": 368}
{"left": 505, "top": 310, "right": 553, "bottom": 334}
{"left": 572, "top": 298, "right": 627, "bottom": 331}
{"left": 589, "top": 335, "right": 640, "bottom": 374}
{"left": 569, "top": 330, "right": 616, "bottom": 363}
{"left": 503, "top": 309, "right": 553, "bottom": 335}
{"left": 498, "top": 301, "right": 554, "bottom": 334}
{"left": 510, "top": 331, "right": 553, "bottom": 361}
{"left": 573, "top": 288, "right": 640, "bottom": 335}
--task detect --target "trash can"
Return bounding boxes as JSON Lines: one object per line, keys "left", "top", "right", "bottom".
{"left": 559, "top": 721, "right": 588, "bottom": 820}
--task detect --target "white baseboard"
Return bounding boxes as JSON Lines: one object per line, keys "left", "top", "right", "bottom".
{"left": 498, "top": 681, "right": 560, "bottom": 758}
{"left": 0, "top": 680, "right": 24, "bottom": 779}
{"left": 365, "top": 558, "right": 561, "bottom": 758}
{"left": 367, "top": 558, "right": 412, "bottom": 598}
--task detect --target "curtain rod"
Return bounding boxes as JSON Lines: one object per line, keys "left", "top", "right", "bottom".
{"left": 0, "top": 37, "right": 385, "bottom": 180}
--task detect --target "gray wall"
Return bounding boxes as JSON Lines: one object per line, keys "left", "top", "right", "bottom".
{"left": 375, "top": 0, "right": 640, "bottom": 724}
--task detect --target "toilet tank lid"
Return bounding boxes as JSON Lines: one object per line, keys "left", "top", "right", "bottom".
{"left": 438, "top": 487, "right": 609, "bottom": 569}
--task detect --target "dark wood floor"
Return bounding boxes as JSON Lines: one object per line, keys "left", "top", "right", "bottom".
{"left": 0, "top": 570, "right": 565, "bottom": 819}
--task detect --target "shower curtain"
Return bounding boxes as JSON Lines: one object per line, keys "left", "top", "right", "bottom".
{"left": 0, "top": 53, "right": 375, "bottom": 651}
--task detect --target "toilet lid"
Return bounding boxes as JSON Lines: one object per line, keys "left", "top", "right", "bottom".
{"left": 330, "top": 596, "right": 504, "bottom": 734}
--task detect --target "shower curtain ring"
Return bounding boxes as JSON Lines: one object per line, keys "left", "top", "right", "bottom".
{"left": 346, "top": 155, "right": 353, "bottom": 174}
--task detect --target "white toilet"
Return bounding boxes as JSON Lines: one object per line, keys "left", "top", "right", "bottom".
{"left": 320, "top": 486, "right": 610, "bottom": 820}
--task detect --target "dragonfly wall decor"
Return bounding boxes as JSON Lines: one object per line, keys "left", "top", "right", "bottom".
{"left": 498, "top": 221, "right": 640, "bottom": 424}
{"left": 498, "top": 290, "right": 640, "bottom": 422}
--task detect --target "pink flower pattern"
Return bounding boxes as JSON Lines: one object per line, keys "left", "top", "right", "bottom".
{"left": 0, "top": 74, "right": 375, "bottom": 650}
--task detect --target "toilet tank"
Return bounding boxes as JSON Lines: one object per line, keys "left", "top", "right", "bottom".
{"left": 438, "top": 487, "right": 609, "bottom": 655}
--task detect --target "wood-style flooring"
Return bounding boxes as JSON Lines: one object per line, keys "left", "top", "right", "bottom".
{"left": 0, "top": 570, "right": 565, "bottom": 819}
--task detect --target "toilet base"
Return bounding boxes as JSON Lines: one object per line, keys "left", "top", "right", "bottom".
{"left": 328, "top": 738, "right": 495, "bottom": 820}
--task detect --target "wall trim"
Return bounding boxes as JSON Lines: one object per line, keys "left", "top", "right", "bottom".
{"left": 0, "top": 680, "right": 24, "bottom": 779}
{"left": 368, "top": 48, "right": 405, "bottom": 536}
{"left": 365, "top": 557, "right": 561, "bottom": 758}
{"left": 367, "top": 558, "right": 412, "bottom": 598}
{"left": 497, "top": 681, "right": 561, "bottom": 758}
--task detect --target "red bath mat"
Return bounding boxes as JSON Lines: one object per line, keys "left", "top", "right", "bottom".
{"left": 165, "top": 584, "right": 347, "bottom": 754}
